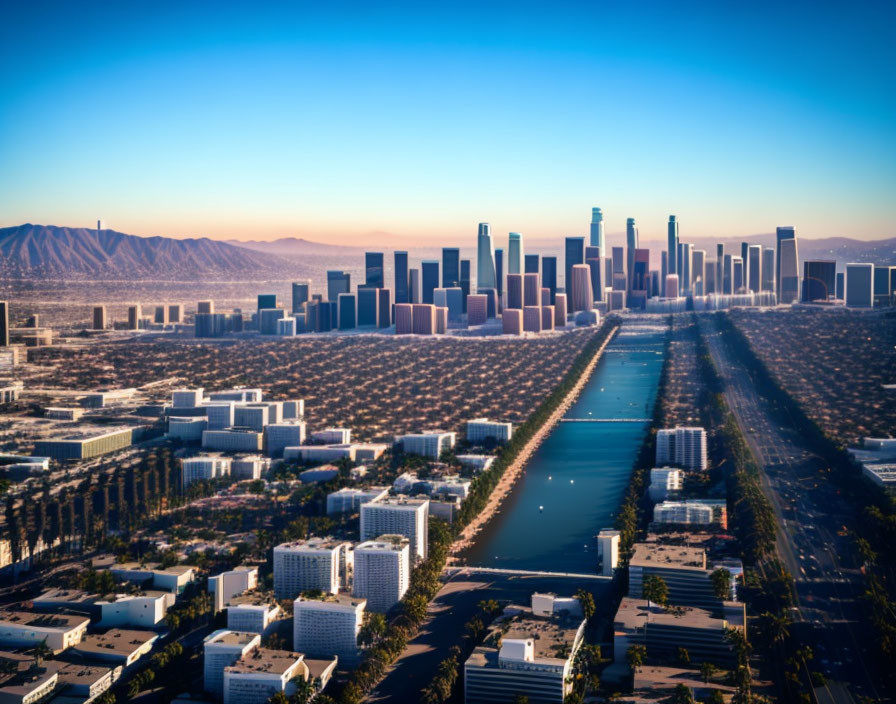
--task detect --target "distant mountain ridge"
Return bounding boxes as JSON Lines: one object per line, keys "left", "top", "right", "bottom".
{"left": 227, "top": 237, "right": 361, "bottom": 255}
{"left": 0, "top": 224, "right": 283, "bottom": 279}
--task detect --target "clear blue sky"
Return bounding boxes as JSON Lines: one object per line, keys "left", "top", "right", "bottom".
{"left": 1, "top": 1, "right": 894, "bottom": 244}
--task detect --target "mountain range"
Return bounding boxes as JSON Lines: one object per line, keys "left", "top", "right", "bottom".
{"left": 1, "top": 224, "right": 893, "bottom": 280}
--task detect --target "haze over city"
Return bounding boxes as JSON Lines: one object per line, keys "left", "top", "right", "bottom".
{"left": 2, "top": 2, "right": 895, "bottom": 244}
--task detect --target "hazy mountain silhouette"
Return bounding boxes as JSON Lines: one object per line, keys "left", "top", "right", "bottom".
{"left": 0, "top": 224, "right": 282, "bottom": 279}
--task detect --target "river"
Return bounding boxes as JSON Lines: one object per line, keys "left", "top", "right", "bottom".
{"left": 462, "top": 320, "right": 667, "bottom": 573}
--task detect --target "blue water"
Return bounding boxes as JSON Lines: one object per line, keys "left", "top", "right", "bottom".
{"left": 463, "top": 323, "right": 666, "bottom": 573}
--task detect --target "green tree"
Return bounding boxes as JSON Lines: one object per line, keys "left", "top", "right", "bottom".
{"left": 626, "top": 644, "right": 647, "bottom": 674}
{"left": 575, "top": 588, "right": 596, "bottom": 620}
{"left": 672, "top": 683, "right": 694, "bottom": 704}
{"left": 710, "top": 568, "right": 732, "bottom": 601}
{"left": 643, "top": 575, "right": 669, "bottom": 608}
{"left": 677, "top": 646, "right": 690, "bottom": 665}
{"left": 705, "top": 690, "right": 725, "bottom": 704}
{"left": 700, "top": 661, "right": 718, "bottom": 683}
{"left": 358, "top": 612, "right": 387, "bottom": 647}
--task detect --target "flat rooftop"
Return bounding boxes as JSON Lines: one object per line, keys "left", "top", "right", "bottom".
{"left": 296, "top": 593, "right": 365, "bottom": 607}
{"left": 0, "top": 611, "right": 89, "bottom": 629}
{"left": 369, "top": 495, "right": 429, "bottom": 507}
{"left": 34, "top": 588, "right": 96, "bottom": 605}
{"left": 615, "top": 598, "right": 725, "bottom": 632}
{"left": 275, "top": 537, "right": 349, "bottom": 551}
{"left": 629, "top": 543, "right": 708, "bottom": 571}
{"left": 467, "top": 606, "right": 583, "bottom": 668}
{"left": 226, "top": 648, "right": 302, "bottom": 675}
{"left": 56, "top": 662, "right": 112, "bottom": 686}
{"left": 74, "top": 629, "right": 157, "bottom": 657}
{"left": 206, "top": 630, "right": 259, "bottom": 647}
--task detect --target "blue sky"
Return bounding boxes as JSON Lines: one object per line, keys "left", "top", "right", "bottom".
{"left": 1, "top": 1, "right": 894, "bottom": 244}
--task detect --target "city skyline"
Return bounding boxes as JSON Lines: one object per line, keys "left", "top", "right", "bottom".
{"left": 1, "top": 3, "right": 895, "bottom": 243}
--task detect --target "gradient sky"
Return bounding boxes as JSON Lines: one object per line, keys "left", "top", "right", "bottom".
{"left": 1, "top": 1, "right": 894, "bottom": 244}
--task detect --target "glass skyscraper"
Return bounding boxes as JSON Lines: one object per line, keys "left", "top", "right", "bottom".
{"left": 524, "top": 254, "right": 539, "bottom": 274}
{"left": 564, "top": 237, "right": 584, "bottom": 296}
{"left": 590, "top": 207, "right": 605, "bottom": 252}
{"left": 626, "top": 217, "right": 638, "bottom": 293}
{"left": 508, "top": 232, "right": 524, "bottom": 274}
{"left": 495, "top": 248, "right": 504, "bottom": 297}
{"left": 394, "top": 251, "right": 409, "bottom": 303}
{"left": 422, "top": 260, "right": 440, "bottom": 304}
{"left": 542, "top": 256, "right": 557, "bottom": 303}
{"left": 442, "top": 248, "right": 460, "bottom": 288}
{"left": 476, "top": 223, "right": 497, "bottom": 290}
{"left": 291, "top": 281, "right": 310, "bottom": 314}
{"left": 365, "top": 252, "right": 384, "bottom": 288}
{"left": 667, "top": 215, "right": 679, "bottom": 276}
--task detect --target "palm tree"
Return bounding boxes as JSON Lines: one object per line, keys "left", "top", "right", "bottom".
{"left": 626, "top": 644, "right": 647, "bottom": 674}
{"left": 671, "top": 683, "right": 694, "bottom": 704}
{"left": 643, "top": 575, "right": 669, "bottom": 608}
{"left": 710, "top": 568, "right": 732, "bottom": 601}
{"left": 700, "top": 660, "right": 718, "bottom": 683}
{"left": 575, "top": 588, "right": 596, "bottom": 620}
{"left": 761, "top": 611, "right": 791, "bottom": 647}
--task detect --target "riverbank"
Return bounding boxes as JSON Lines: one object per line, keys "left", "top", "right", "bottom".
{"left": 449, "top": 322, "right": 621, "bottom": 558}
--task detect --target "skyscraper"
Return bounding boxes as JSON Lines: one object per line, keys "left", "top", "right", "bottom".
{"left": 680, "top": 243, "right": 692, "bottom": 295}
{"left": 408, "top": 269, "right": 421, "bottom": 304}
{"left": 524, "top": 254, "right": 540, "bottom": 274}
{"left": 459, "top": 259, "right": 471, "bottom": 312}
{"left": 716, "top": 244, "right": 724, "bottom": 295}
{"left": 421, "top": 261, "right": 439, "bottom": 304}
{"left": 394, "top": 251, "right": 409, "bottom": 304}
{"left": 802, "top": 261, "right": 836, "bottom": 302}
{"left": 611, "top": 246, "right": 626, "bottom": 292}
{"left": 257, "top": 294, "right": 277, "bottom": 311}
{"left": 508, "top": 233, "right": 524, "bottom": 275}
{"left": 476, "top": 223, "right": 497, "bottom": 290}
{"left": 590, "top": 208, "right": 605, "bottom": 252}
{"left": 291, "top": 281, "right": 310, "bottom": 314}
{"left": 667, "top": 216, "right": 679, "bottom": 275}
{"left": 626, "top": 218, "right": 638, "bottom": 294}
{"left": 541, "top": 257, "right": 557, "bottom": 303}
{"left": 93, "top": 306, "right": 106, "bottom": 330}
{"left": 845, "top": 263, "right": 873, "bottom": 307}
{"left": 585, "top": 247, "right": 602, "bottom": 303}
{"left": 732, "top": 256, "right": 744, "bottom": 293}
{"left": 442, "top": 248, "right": 460, "bottom": 288}
{"left": 569, "top": 264, "right": 593, "bottom": 313}
{"left": 630, "top": 249, "right": 650, "bottom": 308}
{"left": 741, "top": 242, "right": 749, "bottom": 287}
{"left": 762, "top": 248, "right": 775, "bottom": 292}
{"left": 747, "top": 246, "right": 762, "bottom": 294}
{"left": 494, "top": 248, "right": 504, "bottom": 298}
{"left": 776, "top": 226, "right": 799, "bottom": 303}
{"left": 564, "top": 237, "right": 585, "bottom": 297}
{"left": 365, "top": 252, "right": 384, "bottom": 288}
{"left": 326, "top": 272, "right": 350, "bottom": 303}
{"left": 692, "top": 250, "right": 705, "bottom": 296}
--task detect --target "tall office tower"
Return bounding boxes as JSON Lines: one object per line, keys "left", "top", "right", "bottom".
{"left": 542, "top": 256, "right": 558, "bottom": 303}
{"left": 732, "top": 257, "right": 744, "bottom": 293}
{"left": 524, "top": 254, "right": 540, "bottom": 274}
{"left": 661, "top": 251, "right": 668, "bottom": 287}
{"left": 198, "top": 300, "right": 214, "bottom": 314}
{"left": 494, "top": 249, "right": 504, "bottom": 299}
{"left": 508, "top": 233, "right": 524, "bottom": 274}
{"left": 626, "top": 218, "right": 639, "bottom": 293}
{"left": 667, "top": 215, "right": 679, "bottom": 275}
{"left": 260, "top": 308, "right": 285, "bottom": 334}
{"left": 801, "top": 261, "right": 836, "bottom": 302}
{"left": 377, "top": 288, "right": 392, "bottom": 328}
{"left": 585, "top": 247, "right": 602, "bottom": 303}
{"left": 421, "top": 260, "right": 439, "bottom": 304}
{"left": 290, "top": 282, "right": 310, "bottom": 315}
{"left": 701, "top": 263, "right": 714, "bottom": 295}
{"left": 564, "top": 237, "right": 585, "bottom": 298}
{"left": 506, "top": 274, "right": 523, "bottom": 309}
{"left": 630, "top": 249, "right": 649, "bottom": 308}
{"left": 569, "top": 264, "right": 594, "bottom": 312}
{"left": 154, "top": 305, "right": 169, "bottom": 325}
{"left": 476, "top": 223, "right": 497, "bottom": 290}
{"left": 523, "top": 273, "right": 541, "bottom": 307}
{"left": 836, "top": 272, "right": 845, "bottom": 300}
{"left": 776, "top": 226, "right": 799, "bottom": 303}
{"left": 649, "top": 271, "right": 661, "bottom": 298}
{"left": 127, "top": 304, "right": 141, "bottom": 330}
{"left": 361, "top": 496, "right": 430, "bottom": 562}
{"left": 168, "top": 304, "right": 183, "bottom": 323}
{"left": 590, "top": 207, "right": 606, "bottom": 251}
{"left": 722, "top": 254, "right": 733, "bottom": 294}
{"left": 680, "top": 243, "right": 692, "bottom": 295}
{"left": 692, "top": 249, "right": 706, "bottom": 296}
{"left": 273, "top": 538, "right": 351, "bottom": 598}
{"left": 845, "top": 263, "right": 874, "bottom": 307}
{"left": 665, "top": 274, "right": 680, "bottom": 298}
{"left": 741, "top": 242, "right": 749, "bottom": 285}
{"left": 873, "top": 267, "right": 893, "bottom": 307}
{"left": 409, "top": 269, "right": 421, "bottom": 304}
{"left": 326, "top": 271, "right": 350, "bottom": 303}
{"left": 746, "top": 245, "right": 762, "bottom": 294}
{"left": 597, "top": 529, "right": 620, "bottom": 576}
{"left": 353, "top": 535, "right": 410, "bottom": 613}
{"left": 762, "top": 248, "right": 775, "bottom": 292}
{"left": 459, "top": 259, "right": 471, "bottom": 312}
{"left": 394, "top": 304, "right": 413, "bottom": 334}
{"left": 293, "top": 595, "right": 366, "bottom": 664}
{"left": 394, "top": 251, "right": 409, "bottom": 303}
{"left": 337, "top": 293, "right": 356, "bottom": 330}
{"left": 365, "top": 252, "right": 385, "bottom": 288}
{"left": 92, "top": 305, "right": 106, "bottom": 330}
{"left": 611, "top": 246, "right": 626, "bottom": 292}
{"left": 442, "top": 248, "right": 460, "bottom": 288}
{"left": 257, "top": 294, "right": 277, "bottom": 311}
{"left": 554, "top": 293, "right": 568, "bottom": 326}
{"left": 716, "top": 244, "right": 724, "bottom": 294}
{"left": 656, "top": 427, "right": 709, "bottom": 471}
{"left": 357, "top": 287, "right": 379, "bottom": 327}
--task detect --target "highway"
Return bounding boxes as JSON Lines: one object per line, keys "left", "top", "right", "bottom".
{"left": 701, "top": 315, "right": 881, "bottom": 702}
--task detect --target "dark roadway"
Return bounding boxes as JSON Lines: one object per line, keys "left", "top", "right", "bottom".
{"left": 701, "top": 315, "right": 883, "bottom": 702}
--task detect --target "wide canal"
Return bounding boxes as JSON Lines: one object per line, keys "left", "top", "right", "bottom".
{"left": 463, "top": 320, "right": 667, "bottom": 573}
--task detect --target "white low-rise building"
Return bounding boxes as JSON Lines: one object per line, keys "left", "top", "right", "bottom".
{"left": 397, "top": 431, "right": 456, "bottom": 460}
{"left": 231, "top": 455, "right": 271, "bottom": 480}
{"left": 284, "top": 445, "right": 356, "bottom": 464}
{"left": 204, "top": 630, "right": 261, "bottom": 699}
{"left": 182, "top": 456, "right": 232, "bottom": 487}
{"left": 656, "top": 427, "right": 708, "bottom": 471}
{"left": 202, "top": 429, "right": 264, "bottom": 453}
{"left": 273, "top": 539, "right": 352, "bottom": 599}
{"left": 97, "top": 592, "right": 171, "bottom": 628}
{"left": 325, "top": 486, "right": 389, "bottom": 515}
{"left": 71, "top": 629, "right": 158, "bottom": 667}
{"left": 293, "top": 595, "right": 365, "bottom": 663}
{"left": 168, "top": 417, "right": 208, "bottom": 442}
{"left": 648, "top": 467, "right": 683, "bottom": 503}
{"left": 0, "top": 612, "right": 89, "bottom": 653}
{"left": 209, "top": 566, "right": 259, "bottom": 611}
{"left": 226, "top": 599, "right": 282, "bottom": 635}
{"left": 353, "top": 535, "right": 410, "bottom": 613}
{"left": 106, "top": 562, "right": 196, "bottom": 594}
{"left": 456, "top": 454, "right": 495, "bottom": 472}
{"left": 361, "top": 496, "right": 430, "bottom": 562}
{"left": 466, "top": 418, "right": 513, "bottom": 444}
{"left": 265, "top": 421, "right": 307, "bottom": 458}
{"left": 311, "top": 428, "right": 352, "bottom": 445}
{"left": 223, "top": 648, "right": 307, "bottom": 704}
